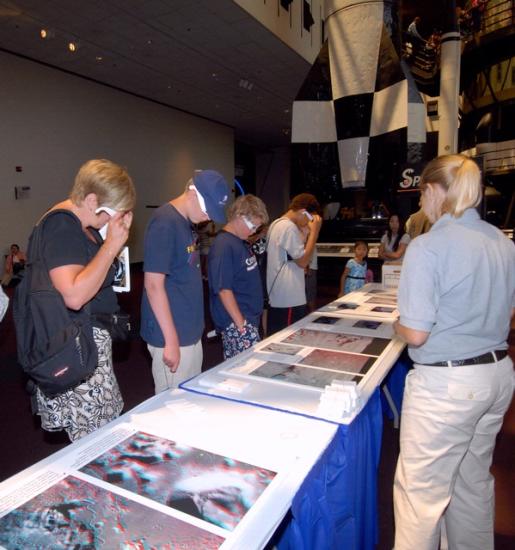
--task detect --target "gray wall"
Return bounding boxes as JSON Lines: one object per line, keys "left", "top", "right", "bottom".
{"left": 0, "top": 51, "right": 234, "bottom": 262}
{"left": 256, "top": 146, "right": 291, "bottom": 221}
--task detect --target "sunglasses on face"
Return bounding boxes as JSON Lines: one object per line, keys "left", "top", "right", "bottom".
{"left": 95, "top": 206, "right": 125, "bottom": 217}
{"left": 189, "top": 185, "right": 208, "bottom": 215}
{"left": 241, "top": 215, "right": 260, "bottom": 233}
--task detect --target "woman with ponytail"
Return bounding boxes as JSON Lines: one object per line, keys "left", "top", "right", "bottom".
{"left": 393, "top": 154, "right": 515, "bottom": 550}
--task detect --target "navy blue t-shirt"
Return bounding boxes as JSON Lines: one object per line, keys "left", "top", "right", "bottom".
{"left": 140, "top": 203, "right": 203, "bottom": 347}
{"left": 208, "top": 230, "right": 263, "bottom": 332}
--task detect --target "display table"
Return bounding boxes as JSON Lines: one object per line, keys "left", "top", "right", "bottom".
{"left": 0, "top": 389, "right": 336, "bottom": 549}
{"left": 276, "top": 388, "right": 384, "bottom": 550}
{"left": 177, "top": 284, "right": 406, "bottom": 548}
{"left": 0, "top": 284, "right": 406, "bottom": 549}
{"left": 181, "top": 285, "right": 404, "bottom": 426}
{"left": 317, "top": 242, "right": 381, "bottom": 258}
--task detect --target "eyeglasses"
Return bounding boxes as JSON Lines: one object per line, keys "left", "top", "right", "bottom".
{"left": 95, "top": 206, "right": 118, "bottom": 217}
{"left": 241, "top": 215, "right": 259, "bottom": 233}
{"left": 189, "top": 185, "right": 208, "bottom": 215}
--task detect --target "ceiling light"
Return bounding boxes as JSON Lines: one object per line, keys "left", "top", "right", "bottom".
{"left": 239, "top": 79, "right": 254, "bottom": 91}
{"left": 40, "top": 28, "right": 54, "bottom": 39}
{"left": 68, "top": 41, "right": 79, "bottom": 52}
{"left": 95, "top": 55, "right": 103, "bottom": 62}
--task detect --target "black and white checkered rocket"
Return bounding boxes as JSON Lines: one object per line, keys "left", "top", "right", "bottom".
{"left": 292, "top": 0, "right": 422, "bottom": 191}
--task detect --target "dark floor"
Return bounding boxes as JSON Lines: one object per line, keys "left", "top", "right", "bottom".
{"left": 0, "top": 264, "right": 513, "bottom": 549}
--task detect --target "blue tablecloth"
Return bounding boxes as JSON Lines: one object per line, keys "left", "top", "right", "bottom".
{"left": 276, "top": 388, "right": 383, "bottom": 550}
{"left": 381, "top": 352, "right": 412, "bottom": 419}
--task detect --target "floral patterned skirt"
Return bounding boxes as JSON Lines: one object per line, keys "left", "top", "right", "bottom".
{"left": 221, "top": 321, "right": 260, "bottom": 359}
{"left": 36, "top": 327, "right": 123, "bottom": 441}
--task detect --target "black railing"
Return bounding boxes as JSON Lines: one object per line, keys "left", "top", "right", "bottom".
{"left": 402, "top": 0, "right": 514, "bottom": 86}
{"left": 401, "top": 32, "right": 439, "bottom": 79}
{"left": 481, "top": 0, "right": 514, "bottom": 34}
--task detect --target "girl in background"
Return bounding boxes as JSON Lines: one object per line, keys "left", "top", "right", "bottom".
{"left": 339, "top": 241, "right": 368, "bottom": 296}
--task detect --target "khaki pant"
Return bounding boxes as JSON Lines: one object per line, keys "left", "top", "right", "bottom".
{"left": 394, "top": 356, "right": 514, "bottom": 550}
{"left": 147, "top": 339, "right": 203, "bottom": 394}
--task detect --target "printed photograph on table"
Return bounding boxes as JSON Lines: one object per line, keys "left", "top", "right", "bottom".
{"left": 309, "top": 315, "right": 394, "bottom": 338}
{"left": 80, "top": 431, "right": 276, "bottom": 531}
{"left": 312, "top": 316, "right": 340, "bottom": 325}
{"left": 337, "top": 302, "right": 359, "bottom": 310}
{"left": 366, "top": 288, "right": 397, "bottom": 296}
{"left": 300, "top": 348, "right": 375, "bottom": 375}
{"left": 353, "top": 319, "right": 382, "bottom": 330}
{"left": 0, "top": 476, "right": 224, "bottom": 549}
{"left": 365, "top": 296, "right": 397, "bottom": 306}
{"left": 250, "top": 361, "right": 363, "bottom": 388}
{"left": 281, "top": 328, "right": 389, "bottom": 356}
{"left": 259, "top": 342, "right": 304, "bottom": 356}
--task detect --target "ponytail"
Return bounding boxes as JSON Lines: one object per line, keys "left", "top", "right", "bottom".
{"left": 444, "top": 158, "right": 482, "bottom": 217}
{"left": 420, "top": 154, "right": 482, "bottom": 218}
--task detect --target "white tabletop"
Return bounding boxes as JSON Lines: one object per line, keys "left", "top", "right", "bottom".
{"left": 0, "top": 389, "right": 336, "bottom": 550}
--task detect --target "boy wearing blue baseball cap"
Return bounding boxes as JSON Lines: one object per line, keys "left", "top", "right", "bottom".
{"left": 141, "top": 170, "right": 230, "bottom": 393}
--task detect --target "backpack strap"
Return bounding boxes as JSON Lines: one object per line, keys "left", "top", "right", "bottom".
{"left": 266, "top": 217, "right": 295, "bottom": 299}
{"left": 29, "top": 209, "right": 91, "bottom": 314}
{"left": 265, "top": 217, "right": 288, "bottom": 251}
{"left": 30, "top": 209, "right": 80, "bottom": 270}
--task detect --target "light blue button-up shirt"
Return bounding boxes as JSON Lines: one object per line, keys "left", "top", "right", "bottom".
{"left": 398, "top": 208, "right": 515, "bottom": 364}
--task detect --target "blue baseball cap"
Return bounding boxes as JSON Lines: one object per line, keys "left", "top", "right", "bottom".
{"left": 193, "top": 170, "right": 230, "bottom": 223}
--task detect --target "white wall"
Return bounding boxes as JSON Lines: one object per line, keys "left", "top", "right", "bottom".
{"left": 0, "top": 51, "right": 234, "bottom": 262}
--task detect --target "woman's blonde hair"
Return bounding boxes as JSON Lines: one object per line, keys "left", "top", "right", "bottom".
{"left": 70, "top": 159, "right": 136, "bottom": 211}
{"left": 420, "top": 154, "right": 482, "bottom": 218}
{"left": 227, "top": 194, "right": 269, "bottom": 225}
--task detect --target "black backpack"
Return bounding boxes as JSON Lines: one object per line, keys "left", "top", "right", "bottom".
{"left": 13, "top": 210, "right": 98, "bottom": 397}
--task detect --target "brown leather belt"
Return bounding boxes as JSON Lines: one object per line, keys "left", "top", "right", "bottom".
{"left": 424, "top": 349, "right": 508, "bottom": 367}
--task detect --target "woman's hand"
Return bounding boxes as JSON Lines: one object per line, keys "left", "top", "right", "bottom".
{"left": 104, "top": 212, "right": 133, "bottom": 252}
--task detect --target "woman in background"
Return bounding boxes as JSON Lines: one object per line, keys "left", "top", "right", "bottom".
{"left": 2, "top": 244, "right": 26, "bottom": 287}
{"left": 31, "top": 159, "right": 136, "bottom": 441}
{"left": 378, "top": 213, "right": 410, "bottom": 263}
{"left": 393, "top": 154, "right": 515, "bottom": 550}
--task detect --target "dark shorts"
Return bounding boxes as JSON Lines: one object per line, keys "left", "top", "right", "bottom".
{"left": 267, "top": 305, "right": 306, "bottom": 335}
